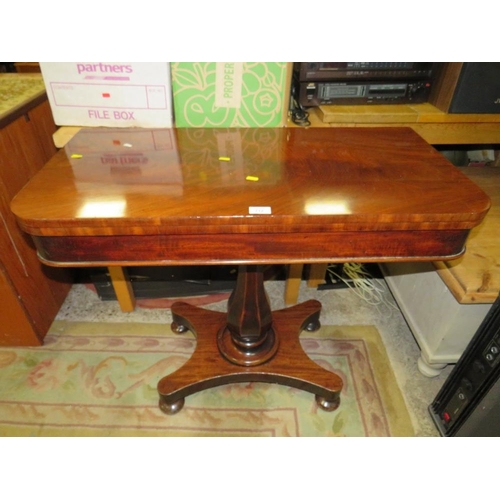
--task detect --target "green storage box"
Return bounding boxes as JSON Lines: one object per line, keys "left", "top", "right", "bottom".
{"left": 171, "top": 62, "right": 290, "bottom": 127}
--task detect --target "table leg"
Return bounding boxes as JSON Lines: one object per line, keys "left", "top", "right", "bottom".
{"left": 307, "top": 263, "right": 328, "bottom": 288}
{"left": 157, "top": 265, "right": 343, "bottom": 415}
{"left": 285, "top": 263, "right": 303, "bottom": 305}
{"left": 108, "top": 266, "right": 136, "bottom": 312}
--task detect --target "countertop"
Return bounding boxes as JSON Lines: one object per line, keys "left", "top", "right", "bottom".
{"left": 0, "top": 73, "right": 47, "bottom": 128}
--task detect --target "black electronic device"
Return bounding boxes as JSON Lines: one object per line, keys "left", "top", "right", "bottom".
{"left": 429, "top": 294, "right": 500, "bottom": 437}
{"left": 296, "top": 80, "right": 433, "bottom": 107}
{"left": 293, "top": 62, "right": 438, "bottom": 107}
{"left": 296, "top": 62, "right": 436, "bottom": 81}
{"left": 448, "top": 63, "right": 500, "bottom": 114}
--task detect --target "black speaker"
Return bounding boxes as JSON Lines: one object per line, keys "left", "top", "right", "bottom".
{"left": 449, "top": 63, "right": 500, "bottom": 114}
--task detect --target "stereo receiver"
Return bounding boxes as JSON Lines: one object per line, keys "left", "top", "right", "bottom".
{"left": 298, "top": 80, "right": 432, "bottom": 107}
{"left": 293, "top": 62, "right": 438, "bottom": 107}
{"left": 296, "top": 62, "right": 437, "bottom": 81}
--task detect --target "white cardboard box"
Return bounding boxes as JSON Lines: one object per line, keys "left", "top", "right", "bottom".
{"left": 40, "top": 62, "right": 173, "bottom": 128}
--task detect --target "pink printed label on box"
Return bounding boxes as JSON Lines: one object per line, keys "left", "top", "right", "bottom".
{"left": 40, "top": 62, "right": 173, "bottom": 128}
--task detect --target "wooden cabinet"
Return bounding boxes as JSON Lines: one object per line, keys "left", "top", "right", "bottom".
{"left": 0, "top": 84, "right": 72, "bottom": 346}
{"left": 14, "top": 63, "right": 41, "bottom": 73}
{"left": 428, "top": 63, "right": 464, "bottom": 113}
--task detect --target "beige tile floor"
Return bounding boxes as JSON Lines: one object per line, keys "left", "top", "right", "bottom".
{"left": 55, "top": 276, "right": 452, "bottom": 437}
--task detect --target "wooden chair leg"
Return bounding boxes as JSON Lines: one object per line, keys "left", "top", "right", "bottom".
{"left": 285, "top": 263, "right": 303, "bottom": 306}
{"left": 108, "top": 266, "right": 136, "bottom": 312}
{"left": 307, "top": 263, "right": 328, "bottom": 288}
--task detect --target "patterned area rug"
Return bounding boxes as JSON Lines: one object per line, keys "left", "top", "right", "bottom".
{"left": 0, "top": 320, "right": 414, "bottom": 436}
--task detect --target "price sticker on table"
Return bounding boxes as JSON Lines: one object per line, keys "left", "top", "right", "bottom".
{"left": 249, "top": 206, "right": 272, "bottom": 215}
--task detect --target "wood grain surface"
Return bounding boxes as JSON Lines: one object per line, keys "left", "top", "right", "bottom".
{"left": 11, "top": 127, "right": 490, "bottom": 266}
{"left": 434, "top": 166, "right": 500, "bottom": 304}
{"left": 1, "top": 93, "right": 71, "bottom": 346}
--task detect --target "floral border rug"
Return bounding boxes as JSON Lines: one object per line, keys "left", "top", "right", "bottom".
{"left": 0, "top": 321, "right": 414, "bottom": 436}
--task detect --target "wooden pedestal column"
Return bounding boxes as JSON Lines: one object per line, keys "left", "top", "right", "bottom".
{"left": 157, "top": 265, "right": 343, "bottom": 414}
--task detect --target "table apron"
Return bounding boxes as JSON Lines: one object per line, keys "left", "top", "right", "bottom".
{"left": 32, "top": 230, "right": 469, "bottom": 267}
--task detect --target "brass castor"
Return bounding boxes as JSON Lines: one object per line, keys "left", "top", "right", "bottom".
{"left": 315, "top": 394, "right": 341, "bottom": 412}
{"left": 171, "top": 322, "right": 188, "bottom": 334}
{"left": 159, "top": 396, "right": 185, "bottom": 415}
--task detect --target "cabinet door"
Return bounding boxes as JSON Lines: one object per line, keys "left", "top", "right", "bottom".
{"left": 30, "top": 99, "right": 57, "bottom": 162}
{"left": 0, "top": 112, "right": 43, "bottom": 201}
{"left": 0, "top": 99, "right": 71, "bottom": 346}
{"left": 0, "top": 264, "right": 41, "bottom": 345}
{"left": 0, "top": 101, "right": 57, "bottom": 201}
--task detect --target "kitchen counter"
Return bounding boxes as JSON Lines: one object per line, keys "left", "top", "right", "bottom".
{"left": 0, "top": 73, "right": 47, "bottom": 128}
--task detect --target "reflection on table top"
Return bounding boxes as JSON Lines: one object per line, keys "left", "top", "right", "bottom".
{"left": 11, "top": 126, "right": 490, "bottom": 237}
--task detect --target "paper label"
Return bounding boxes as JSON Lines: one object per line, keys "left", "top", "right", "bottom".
{"left": 215, "top": 62, "right": 243, "bottom": 108}
{"left": 249, "top": 206, "right": 272, "bottom": 215}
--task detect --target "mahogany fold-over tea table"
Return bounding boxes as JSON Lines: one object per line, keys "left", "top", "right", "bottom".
{"left": 11, "top": 127, "right": 490, "bottom": 414}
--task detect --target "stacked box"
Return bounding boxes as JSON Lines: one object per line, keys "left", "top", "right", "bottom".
{"left": 40, "top": 62, "right": 173, "bottom": 128}
{"left": 171, "top": 62, "right": 291, "bottom": 127}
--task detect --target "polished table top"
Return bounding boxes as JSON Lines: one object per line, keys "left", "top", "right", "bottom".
{"left": 11, "top": 127, "right": 490, "bottom": 266}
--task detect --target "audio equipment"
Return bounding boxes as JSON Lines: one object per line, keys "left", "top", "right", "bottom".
{"left": 297, "top": 80, "right": 432, "bottom": 107}
{"left": 449, "top": 63, "right": 500, "bottom": 113}
{"left": 294, "top": 63, "right": 437, "bottom": 107}
{"left": 430, "top": 63, "right": 500, "bottom": 114}
{"left": 296, "top": 62, "right": 436, "bottom": 81}
{"left": 429, "top": 294, "right": 500, "bottom": 437}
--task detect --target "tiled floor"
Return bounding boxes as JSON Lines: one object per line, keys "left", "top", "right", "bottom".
{"left": 55, "top": 276, "right": 452, "bottom": 436}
